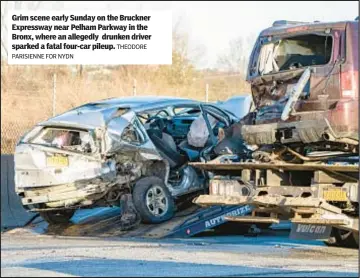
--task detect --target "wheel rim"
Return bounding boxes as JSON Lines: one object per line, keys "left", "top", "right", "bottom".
{"left": 145, "top": 185, "right": 168, "bottom": 217}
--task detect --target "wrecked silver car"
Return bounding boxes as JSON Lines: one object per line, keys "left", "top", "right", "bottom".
{"left": 14, "top": 96, "right": 250, "bottom": 225}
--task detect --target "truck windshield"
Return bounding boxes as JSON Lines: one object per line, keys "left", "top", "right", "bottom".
{"left": 258, "top": 34, "right": 333, "bottom": 75}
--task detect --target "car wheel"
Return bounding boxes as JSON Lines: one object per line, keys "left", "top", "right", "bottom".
{"left": 324, "top": 228, "right": 359, "bottom": 248}
{"left": 132, "top": 176, "right": 175, "bottom": 224}
{"left": 39, "top": 210, "right": 75, "bottom": 225}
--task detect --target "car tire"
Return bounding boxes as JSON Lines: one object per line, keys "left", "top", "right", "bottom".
{"left": 255, "top": 223, "right": 272, "bottom": 230}
{"left": 333, "top": 228, "right": 359, "bottom": 248}
{"left": 39, "top": 210, "right": 75, "bottom": 225}
{"left": 132, "top": 176, "right": 175, "bottom": 224}
{"left": 324, "top": 228, "right": 359, "bottom": 248}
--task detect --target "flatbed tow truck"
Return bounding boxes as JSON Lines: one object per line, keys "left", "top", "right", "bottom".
{"left": 190, "top": 155, "right": 359, "bottom": 248}
{"left": 187, "top": 18, "right": 359, "bottom": 248}
{"left": 40, "top": 154, "right": 358, "bottom": 248}
{"left": 21, "top": 19, "right": 359, "bottom": 247}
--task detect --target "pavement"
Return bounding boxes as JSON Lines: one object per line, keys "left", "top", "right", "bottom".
{"left": 1, "top": 220, "right": 359, "bottom": 277}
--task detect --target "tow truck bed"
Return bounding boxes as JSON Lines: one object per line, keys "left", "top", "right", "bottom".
{"left": 190, "top": 161, "right": 359, "bottom": 172}
{"left": 189, "top": 156, "right": 359, "bottom": 247}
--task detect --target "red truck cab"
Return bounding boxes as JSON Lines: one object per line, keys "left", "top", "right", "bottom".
{"left": 243, "top": 20, "right": 358, "bottom": 153}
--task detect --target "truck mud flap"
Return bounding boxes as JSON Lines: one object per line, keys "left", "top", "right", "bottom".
{"left": 290, "top": 223, "right": 332, "bottom": 240}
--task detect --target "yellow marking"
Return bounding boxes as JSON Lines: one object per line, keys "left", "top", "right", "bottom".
{"left": 323, "top": 189, "right": 347, "bottom": 202}
{"left": 46, "top": 155, "right": 69, "bottom": 167}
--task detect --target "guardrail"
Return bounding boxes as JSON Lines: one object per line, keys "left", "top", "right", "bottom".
{"left": 1, "top": 155, "right": 36, "bottom": 230}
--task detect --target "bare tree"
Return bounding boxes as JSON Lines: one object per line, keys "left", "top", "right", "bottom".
{"left": 162, "top": 19, "right": 198, "bottom": 87}
{"left": 216, "top": 37, "right": 247, "bottom": 74}
{"left": 172, "top": 16, "right": 206, "bottom": 68}
{"left": 216, "top": 35, "right": 256, "bottom": 74}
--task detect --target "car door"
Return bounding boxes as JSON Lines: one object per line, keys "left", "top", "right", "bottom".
{"left": 197, "top": 104, "right": 231, "bottom": 146}
{"left": 106, "top": 110, "right": 163, "bottom": 161}
{"left": 201, "top": 104, "right": 232, "bottom": 126}
{"left": 200, "top": 104, "right": 251, "bottom": 155}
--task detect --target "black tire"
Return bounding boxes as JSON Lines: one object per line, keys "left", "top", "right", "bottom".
{"left": 324, "top": 228, "right": 359, "bottom": 248}
{"left": 39, "top": 210, "right": 75, "bottom": 225}
{"left": 132, "top": 176, "right": 175, "bottom": 224}
{"left": 255, "top": 223, "right": 272, "bottom": 230}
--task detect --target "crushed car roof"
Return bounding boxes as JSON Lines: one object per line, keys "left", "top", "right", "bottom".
{"left": 39, "top": 96, "right": 201, "bottom": 129}
{"left": 89, "top": 96, "right": 200, "bottom": 110}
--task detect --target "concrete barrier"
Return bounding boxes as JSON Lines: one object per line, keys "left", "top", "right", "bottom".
{"left": 1, "top": 155, "right": 36, "bottom": 230}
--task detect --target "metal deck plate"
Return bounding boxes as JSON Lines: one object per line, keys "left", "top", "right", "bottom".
{"left": 190, "top": 161, "right": 359, "bottom": 172}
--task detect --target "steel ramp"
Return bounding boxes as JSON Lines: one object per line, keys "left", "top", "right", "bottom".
{"left": 164, "top": 205, "right": 252, "bottom": 238}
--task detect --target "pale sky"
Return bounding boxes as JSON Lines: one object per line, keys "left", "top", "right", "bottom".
{"left": 171, "top": 1, "right": 359, "bottom": 68}
{"left": 3, "top": 1, "right": 359, "bottom": 68}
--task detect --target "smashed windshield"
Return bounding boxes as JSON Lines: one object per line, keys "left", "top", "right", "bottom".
{"left": 258, "top": 34, "right": 332, "bottom": 75}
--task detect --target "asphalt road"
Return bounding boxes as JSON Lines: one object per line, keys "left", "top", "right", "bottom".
{"left": 1, "top": 224, "right": 358, "bottom": 277}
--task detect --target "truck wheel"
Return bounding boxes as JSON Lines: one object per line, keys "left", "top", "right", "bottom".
{"left": 132, "top": 176, "right": 175, "bottom": 224}
{"left": 334, "top": 228, "right": 359, "bottom": 248}
{"left": 39, "top": 210, "right": 75, "bottom": 225}
{"left": 325, "top": 228, "right": 359, "bottom": 248}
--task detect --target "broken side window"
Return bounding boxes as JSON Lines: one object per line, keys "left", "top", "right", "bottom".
{"left": 30, "top": 127, "right": 94, "bottom": 153}
{"left": 258, "top": 34, "right": 333, "bottom": 75}
{"left": 121, "top": 123, "right": 144, "bottom": 145}
{"left": 155, "top": 110, "right": 169, "bottom": 118}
